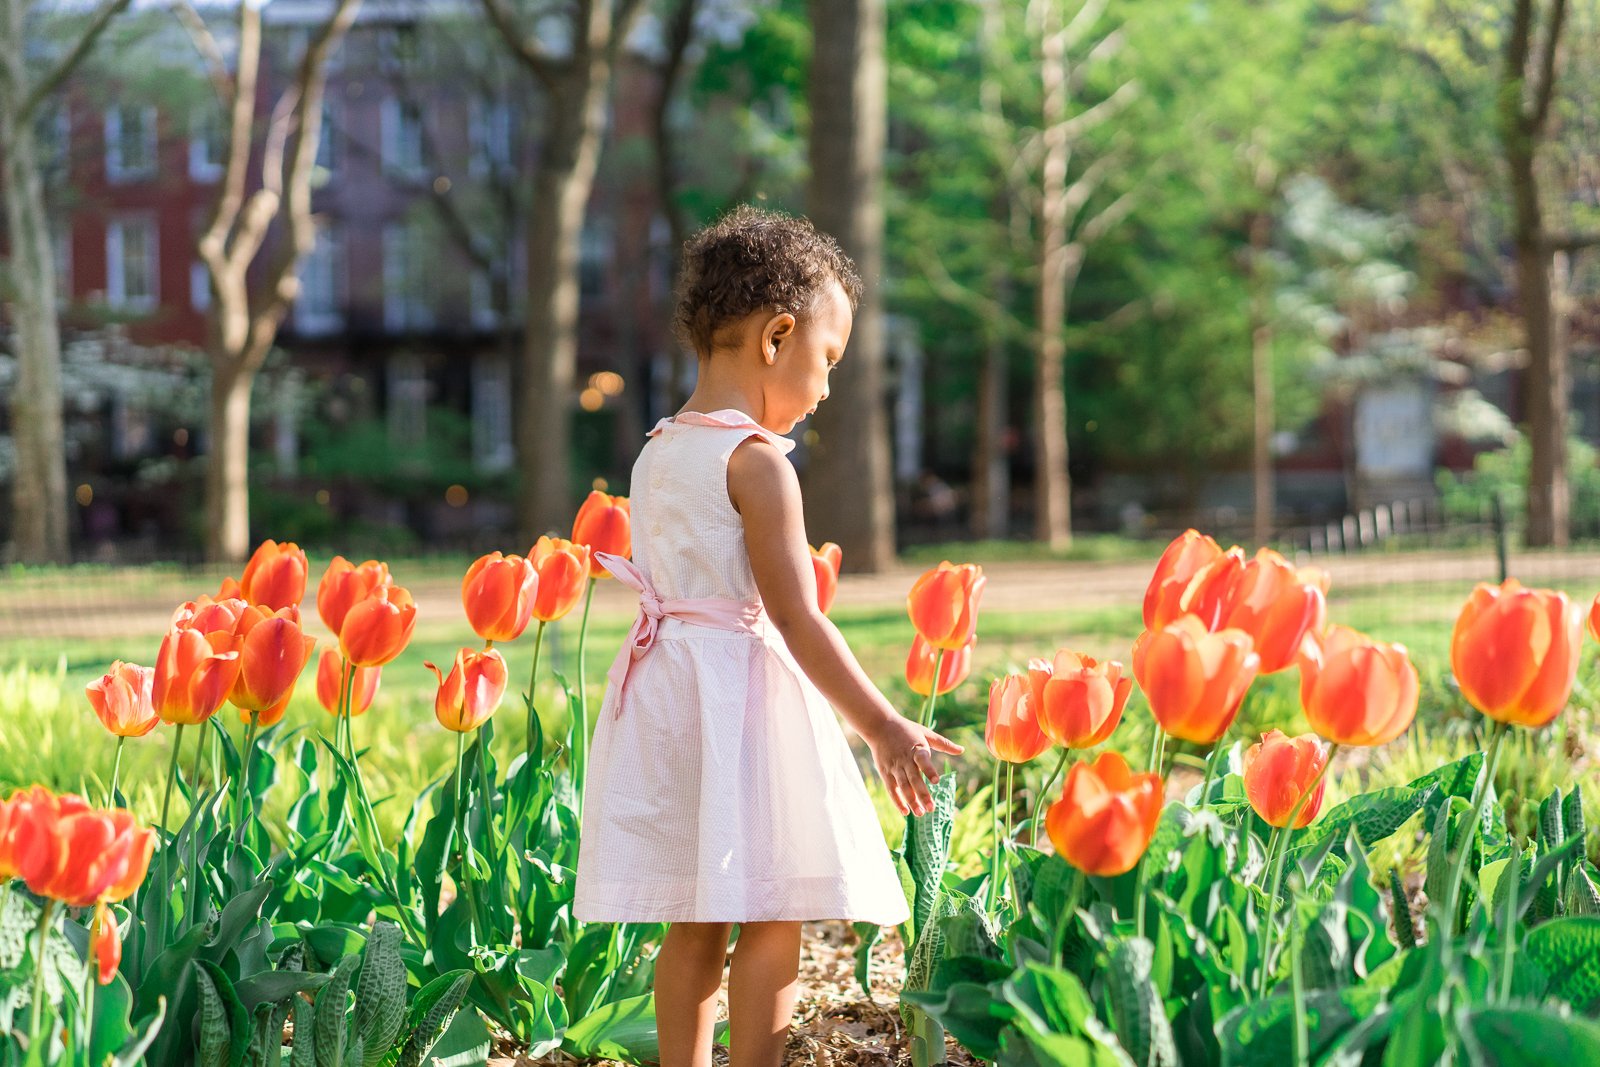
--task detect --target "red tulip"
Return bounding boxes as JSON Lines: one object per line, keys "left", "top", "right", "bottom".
{"left": 529, "top": 536, "right": 591, "bottom": 622}
{"left": 339, "top": 585, "right": 417, "bottom": 668}
{"left": 153, "top": 626, "right": 242, "bottom": 726}
{"left": 316, "top": 648, "right": 380, "bottom": 717}
{"left": 1243, "top": 729, "right": 1328, "bottom": 828}
{"left": 1045, "top": 751, "right": 1164, "bottom": 877}
{"left": 426, "top": 648, "right": 509, "bottom": 732}
{"left": 1134, "top": 615, "right": 1259, "bottom": 745}
{"left": 1298, "top": 625, "right": 1419, "bottom": 746}
{"left": 1218, "top": 548, "right": 1327, "bottom": 674}
{"left": 986, "top": 673, "right": 1052, "bottom": 764}
{"left": 239, "top": 539, "right": 309, "bottom": 612}
{"left": 86, "top": 661, "right": 159, "bottom": 738}
{"left": 908, "top": 561, "right": 986, "bottom": 650}
{"left": 317, "top": 556, "right": 392, "bottom": 637}
{"left": 228, "top": 606, "right": 316, "bottom": 714}
{"left": 906, "top": 635, "right": 972, "bottom": 697}
{"left": 462, "top": 551, "right": 538, "bottom": 642}
{"left": 812, "top": 542, "right": 843, "bottom": 614}
{"left": 1030, "top": 649, "right": 1131, "bottom": 749}
{"left": 572, "top": 490, "right": 632, "bottom": 578}
{"left": 1452, "top": 579, "right": 1584, "bottom": 729}
{"left": 12, "top": 796, "right": 153, "bottom": 908}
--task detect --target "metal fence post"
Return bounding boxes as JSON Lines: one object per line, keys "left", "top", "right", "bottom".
{"left": 1492, "top": 491, "right": 1509, "bottom": 583}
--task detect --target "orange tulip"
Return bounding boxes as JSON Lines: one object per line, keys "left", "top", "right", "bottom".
{"left": 1031, "top": 649, "right": 1131, "bottom": 749}
{"left": 1143, "top": 529, "right": 1224, "bottom": 630}
{"left": 316, "top": 649, "right": 381, "bottom": 717}
{"left": 1134, "top": 615, "right": 1259, "bottom": 745}
{"left": 1451, "top": 579, "right": 1584, "bottom": 729}
{"left": 908, "top": 561, "right": 986, "bottom": 651}
{"left": 1298, "top": 625, "right": 1419, "bottom": 746}
{"left": 153, "top": 626, "right": 242, "bottom": 726}
{"left": 1218, "top": 548, "right": 1328, "bottom": 674}
{"left": 985, "top": 673, "right": 1052, "bottom": 764}
{"left": 239, "top": 539, "right": 309, "bottom": 611}
{"left": 426, "top": 648, "right": 509, "bottom": 732}
{"left": 0, "top": 786, "right": 36, "bottom": 881}
{"left": 86, "top": 661, "right": 159, "bottom": 738}
{"left": 906, "top": 635, "right": 972, "bottom": 697}
{"left": 12, "top": 797, "right": 153, "bottom": 908}
{"left": 1243, "top": 730, "right": 1328, "bottom": 828}
{"left": 228, "top": 606, "right": 316, "bottom": 714}
{"left": 529, "top": 536, "right": 591, "bottom": 622}
{"left": 91, "top": 903, "right": 121, "bottom": 985}
{"left": 171, "top": 594, "right": 249, "bottom": 638}
{"left": 462, "top": 551, "right": 538, "bottom": 642}
{"left": 812, "top": 542, "right": 843, "bottom": 614}
{"left": 1176, "top": 546, "right": 1247, "bottom": 631}
{"left": 1590, "top": 591, "right": 1600, "bottom": 644}
{"left": 1045, "top": 751, "right": 1163, "bottom": 877}
{"left": 317, "top": 556, "right": 392, "bottom": 637}
{"left": 572, "top": 490, "right": 632, "bottom": 578}
{"left": 339, "top": 585, "right": 418, "bottom": 668}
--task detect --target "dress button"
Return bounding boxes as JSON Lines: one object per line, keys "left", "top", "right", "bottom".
{"left": 651, "top": 523, "right": 662, "bottom": 536}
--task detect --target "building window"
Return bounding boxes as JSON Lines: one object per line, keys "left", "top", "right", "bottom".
{"left": 380, "top": 98, "right": 425, "bottom": 178}
{"left": 387, "top": 354, "right": 428, "bottom": 449}
{"left": 315, "top": 101, "right": 339, "bottom": 175}
{"left": 382, "top": 221, "right": 434, "bottom": 331}
{"left": 468, "top": 96, "right": 512, "bottom": 178}
{"left": 106, "top": 215, "right": 158, "bottom": 311}
{"left": 36, "top": 106, "right": 71, "bottom": 179}
{"left": 53, "top": 225, "right": 72, "bottom": 307}
{"left": 579, "top": 220, "right": 612, "bottom": 300}
{"left": 296, "top": 226, "right": 343, "bottom": 335}
{"left": 472, "top": 357, "right": 513, "bottom": 471}
{"left": 469, "top": 261, "right": 501, "bottom": 330}
{"left": 105, "top": 106, "right": 157, "bottom": 182}
{"left": 188, "top": 107, "right": 224, "bottom": 181}
{"left": 190, "top": 260, "right": 211, "bottom": 312}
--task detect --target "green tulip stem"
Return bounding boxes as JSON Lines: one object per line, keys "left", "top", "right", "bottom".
{"left": 1500, "top": 833, "right": 1519, "bottom": 1003}
{"left": 526, "top": 621, "right": 547, "bottom": 770}
{"left": 188, "top": 726, "right": 208, "bottom": 926}
{"left": 1443, "top": 720, "right": 1509, "bottom": 936}
{"left": 81, "top": 927, "right": 98, "bottom": 1066}
{"left": 475, "top": 735, "right": 502, "bottom": 865}
{"left": 108, "top": 736, "right": 126, "bottom": 808}
{"left": 453, "top": 729, "right": 478, "bottom": 941}
{"left": 1051, "top": 868, "right": 1085, "bottom": 969}
{"left": 1198, "top": 741, "right": 1222, "bottom": 810}
{"left": 1259, "top": 745, "right": 1338, "bottom": 997}
{"left": 574, "top": 577, "right": 597, "bottom": 816}
{"left": 159, "top": 725, "right": 184, "bottom": 834}
{"left": 1260, "top": 826, "right": 1283, "bottom": 889}
{"left": 1003, "top": 761, "right": 1015, "bottom": 841}
{"left": 1031, "top": 748, "right": 1072, "bottom": 848}
{"left": 339, "top": 659, "right": 355, "bottom": 763}
{"left": 234, "top": 711, "right": 260, "bottom": 832}
{"left": 28, "top": 899, "right": 55, "bottom": 1054}
{"left": 1290, "top": 903, "right": 1308, "bottom": 1067}
{"left": 988, "top": 755, "right": 1003, "bottom": 913}
{"left": 919, "top": 648, "right": 946, "bottom": 730}
{"left": 1147, "top": 724, "right": 1164, "bottom": 774}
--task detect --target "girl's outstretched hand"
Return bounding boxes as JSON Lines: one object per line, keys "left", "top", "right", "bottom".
{"left": 864, "top": 715, "right": 964, "bottom": 818}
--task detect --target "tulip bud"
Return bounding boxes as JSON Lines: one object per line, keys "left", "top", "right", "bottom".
{"left": 228, "top": 606, "right": 316, "bottom": 714}
{"left": 1218, "top": 548, "right": 1327, "bottom": 674}
{"left": 239, "top": 539, "right": 309, "bottom": 612}
{"left": 1451, "top": 579, "right": 1583, "bottom": 729}
{"left": 1045, "top": 751, "right": 1163, "bottom": 877}
{"left": 811, "top": 542, "right": 843, "bottom": 614}
{"left": 529, "top": 536, "right": 591, "bottom": 622}
{"left": 153, "top": 626, "right": 242, "bottom": 726}
{"left": 1243, "top": 730, "right": 1328, "bottom": 828}
{"left": 426, "top": 648, "right": 509, "bottom": 732}
{"left": 1298, "top": 625, "right": 1418, "bottom": 746}
{"left": 906, "top": 635, "right": 972, "bottom": 697}
{"left": 1134, "top": 615, "right": 1259, "bottom": 745}
{"left": 462, "top": 551, "right": 538, "bottom": 642}
{"left": 91, "top": 902, "right": 121, "bottom": 985}
{"left": 572, "top": 490, "right": 632, "bottom": 578}
{"left": 907, "top": 561, "right": 986, "bottom": 651}
{"left": 317, "top": 556, "right": 392, "bottom": 637}
{"left": 985, "top": 673, "right": 1052, "bottom": 764}
{"left": 1143, "top": 529, "right": 1223, "bottom": 630}
{"left": 316, "top": 648, "right": 380, "bottom": 717}
{"left": 339, "top": 585, "right": 418, "bottom": 668}
{"left": 87, "top": 661, "right": 159, "bottom": 738}
{"left": 1032, "top": 649, "right": 1131, "bottom": 749}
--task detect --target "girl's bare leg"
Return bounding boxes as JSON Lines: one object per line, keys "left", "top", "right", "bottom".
{"left": 726, "top": 920, "right": 803, "bottom": 1067}
{"left": 655, "top": 921, "right": 734, "bottom": 1067}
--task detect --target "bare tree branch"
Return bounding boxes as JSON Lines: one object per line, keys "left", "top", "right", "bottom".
{"left": 170, "top": 0, "right": 233, "bottom": 109}
{"left": 1544, "top": 230, "right": 1600, "bottom": 252}
{"left": 479, "top": 0, "right": 560, "bottom": 90}
{"left": 19, "top": 0, "right": 134, "bottom": 122}
{"left": 1530, "top": 0, "right": 1569, "bottom": 130}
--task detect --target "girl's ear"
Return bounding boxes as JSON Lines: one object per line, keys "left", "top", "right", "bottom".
{"left": 762, "top": 312, "right": 797, "bottom": 363}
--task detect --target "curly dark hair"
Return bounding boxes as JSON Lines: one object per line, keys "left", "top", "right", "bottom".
{"left": 673, "top": 204, "right": 863, "bottom": 357}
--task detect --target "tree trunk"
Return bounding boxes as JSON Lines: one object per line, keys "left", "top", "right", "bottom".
{"left": 1032, "top": 0, "right": 1071, "bottom": 549}
{"left": 0, "top": 44, "right": 71, "bottom": 563}
{"left": 517, "top": 63, "right": 609, "bottom": 542}
{"left": 804, "top": 0, "right": 896, "bottom": 571}
{"left": 971, "top": 268, "right": 1010, "bottom": 540}
{"left": 204, "top": 362, "right": 257, "bottom": 561}
{"left": 1250, "top": 210, "right": 1275, "bottom": 546}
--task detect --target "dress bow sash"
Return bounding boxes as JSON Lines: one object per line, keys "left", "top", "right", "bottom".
{"left": 595, "top": 551, "right": 767, "bottom": 718}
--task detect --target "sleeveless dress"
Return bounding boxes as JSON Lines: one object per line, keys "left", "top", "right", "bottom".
{"left": 572, "top": 408, "right": 912, "bottom": 926}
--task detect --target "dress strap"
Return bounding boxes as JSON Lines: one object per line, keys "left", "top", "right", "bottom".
{"left": 595, "top": 551, "right": 767, "bottom": 718}
{"left": 646, "top": 408, "right": 797, "bottom": 455}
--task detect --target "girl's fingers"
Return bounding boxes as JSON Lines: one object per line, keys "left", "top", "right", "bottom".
{"left": 926, "top": 731, "right": 964, "bottom": 754}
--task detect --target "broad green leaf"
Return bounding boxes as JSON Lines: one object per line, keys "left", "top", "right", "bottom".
{"left": 1524, "top": 916, "right": 1600, "bottom": 1012}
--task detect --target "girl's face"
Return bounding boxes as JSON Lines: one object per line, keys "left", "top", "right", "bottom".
{"left": 762, "top": 279, "right": 853, "bottom": 434}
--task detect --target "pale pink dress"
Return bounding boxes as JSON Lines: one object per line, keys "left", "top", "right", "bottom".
{"left": 572, "top": 409, "right": 911, "bottom": 925}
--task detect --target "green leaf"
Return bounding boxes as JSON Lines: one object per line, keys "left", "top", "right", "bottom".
{"left": 1105, "top": 937, "right": 1178, "bottom": 1067}
{"left": 291, "top": 993, "right": 318, "bottom": 1067}
{"left": 852, "top": 921, "right": 882, "bottom": 999}
{"left": 195, "top": 960, "right": 249, "bottom": 1067}
{"left": 561, "top": 992, "right": 663, "bottom": 1061}
{"left": 390, "top": 971, "right": 472, "bottom": 1067}
{"left": 1523, "top": 916, "right": 1600, "bottom": 1012}
{"left": 315, "top": 955, "right": 360, "bottom": 1067}
{"left": 1463, "top": 1007, "right": 1600, "bottom": 1062}
{"left": 423, "top": 1006, "right": 491, "bottom": 1067}
{"left": 353, "top": 923, "right": 407, "bottom": 1064}
{"left": 1388, "top": 866, "right": 1416, "bottom": 950}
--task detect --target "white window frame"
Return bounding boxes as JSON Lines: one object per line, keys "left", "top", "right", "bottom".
{"left": 387, "top": 353, "right": 429, "bottom": 449}
{"left": 190, "top": 260, "right": 211, "bottom": 312}
{"left": 105, "top": 105, "right": 157, "bottom": 182}
{"left": 380, "top": 97, "right": 425, "bottom": 178}
{"left": 188, "top": 107, "right": 224, "bottom": 181}
{"left": 106, "top": 214, "right": 159, "bottom": 312}
{"left": 295, "top": 225, "right": 344, "bottom": 335}
{"left": 472, "top": 357, "right": 514, "bottom": 471}
{"left": 382, "top": 222, "right": 434, "bottom": 332}
{"left": 468, "top": 96, "right": 512, "bottom": 178}
{"left": 314, "top": 100, "right": 338, "bottom": 175}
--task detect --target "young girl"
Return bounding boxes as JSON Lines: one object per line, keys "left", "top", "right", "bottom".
{"left": 572, "top": 204, "right": 964, "bottom": 1067}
